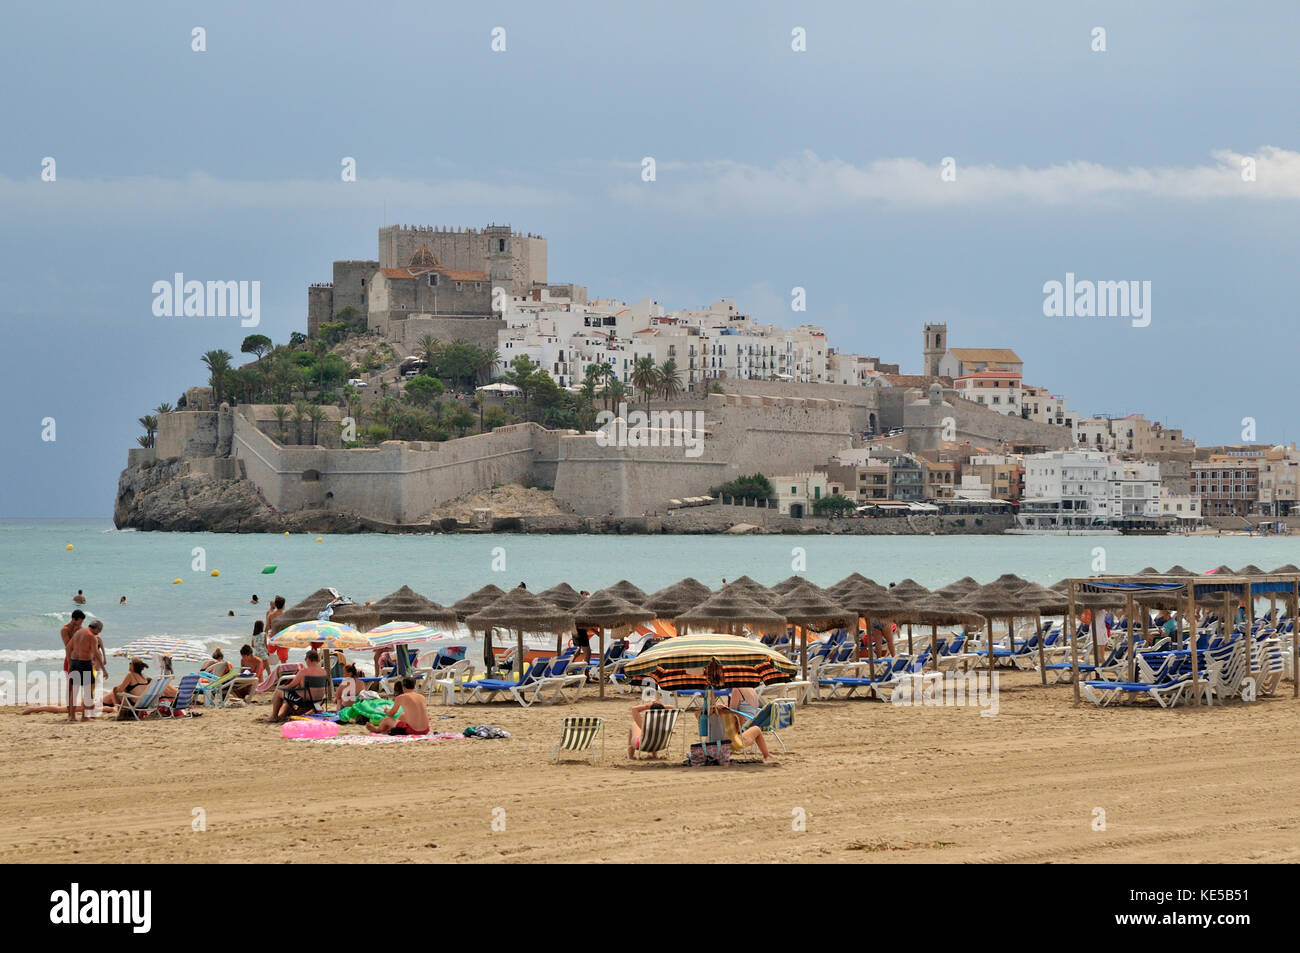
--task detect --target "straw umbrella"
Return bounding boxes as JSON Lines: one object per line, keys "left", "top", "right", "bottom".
{"left": 1017, "top": 581, "right": 1069, "bottom": 684}
{"left": 537, "top": 582, "right": 586, "bottom": 611}
{"left": 359, "top": 586, "right": 458, "bottom": 676}
{"left": 674, "top": 588, "right": 786, "bottom": 637}
{"left": 909, "top": 594, "right": 986, "bottom": 669}
{"left": 933, "top": 576, "right": 981, "bottom": 599}
{"left": 270, "top": 588, "right": 352, "bottom": 634}
{"left": 465, "top": 588, "right": 576, "bottom": 682}
{"left": 834, "top": 581, "right": 907, "bottom": 680}
{"left": 452, "top": 584, "right": 506, "bottom": 675}
{"left": 643, "top": 578, "right": 712, "bottom": 620}
{"left": 1165, "top": 565, "right": 1194, "bottom": 576}
{"left": 724, "top": 576, "right": 778, "bottom": 604}
{"left": 573, "top": 589, "right": 655, "bottom": 699}
{"left": 888, "top": 579, "right": 933, "bottom": 655}
{"left": 957, "top": 579, "right": 1033, "bottom": 677}
{"left": 826, "top": 573, "right": 877, "bottom": 598}
{"left": 769, "top": 575, "right": 812, "bottom": 596}
{"left": 600, "top": 579, "right": 649, "bottom": 606}
{"left": 773, "top": 581, "right": 853, "bottom": 698}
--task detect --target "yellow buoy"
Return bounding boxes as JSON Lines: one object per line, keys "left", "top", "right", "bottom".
{"left": 173, "top": 578, "right": 183, "bottom": 585}
{"left": 316, "top": 537, "right": 323, "bottom": 543}
{"left": 211, "top": 569, "right": 220, "bottom": 577}
{"left": 284, "top": 531, "right": 290, "bottom": 536}
{"left": 65, "top": 544, "right": 74, "bottom": 551}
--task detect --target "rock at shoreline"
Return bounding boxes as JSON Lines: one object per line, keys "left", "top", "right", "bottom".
{"left": 113, "top": 459, "right": 364, "bottom": 534}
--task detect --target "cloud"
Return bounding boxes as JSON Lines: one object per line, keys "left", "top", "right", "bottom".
{"left": 0, "top": 171, "right": 567, "bottom": 221}
{"left": 610, "top": 147, "right": 1300, "bottom": 213}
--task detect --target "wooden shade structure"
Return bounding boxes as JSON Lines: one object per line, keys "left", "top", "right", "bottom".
{"left": 452, "top": 584, "right": 507, "bottom": 675}
{"left": 465, "top": 588, "right": 576, "bottom": 681}
{"left": 887, "top": 578, "right": 933, "bottom": 656}
{"left": 773, "top": 581, "right": 853, "bottom": 699}
{"left": 574, "top": 589, "right": 656, "bottom": 699}
{"left": 601, "top": 579, "right": 649, "bottom": 606}
{"left": 363, "top": 585, "right": 457, "bottom": 627}
{"left": 723, "top": 576, "right": 778, "bottom": 604}
{"left": 537, "top": 582, "right": 586, "bottom": 611}
{"left": 674, "top": 588, "right": 786, "bottom": 636}
{"left": 642, "top": 578, "right": 712, "bottom": 619}
{"left": 957, "top": 579, "right": 1035, "bottom": 677}
{"left": 833, "top": 581, "right": 907, "bottom": 679}
{"left": 270, "top": 588, "right": 354, "bottom": 634}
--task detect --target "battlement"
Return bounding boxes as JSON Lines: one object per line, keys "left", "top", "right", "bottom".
{"left": 309, "top": 283, "right": 334, "bottom": 289}
{"left": 385, "top": 224, "right": 543, "bottom": 239}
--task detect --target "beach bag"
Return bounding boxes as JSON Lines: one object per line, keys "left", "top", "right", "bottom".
{"left": 688, "top": 741, "right": 731, "bottom": 766}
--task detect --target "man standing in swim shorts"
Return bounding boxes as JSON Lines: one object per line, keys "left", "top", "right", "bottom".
{"left": 66, "top": 622, "right": 100, "bottom": 722}
{"left": 60, "top": 610, "right": 86, "bottom": 679}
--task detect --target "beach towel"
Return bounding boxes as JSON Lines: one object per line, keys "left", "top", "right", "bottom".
{"left": 464, "top": 725, "right": 511, "bottom": 739}
{"left": 287, "top": 731, "right": 463, "bottom": 746}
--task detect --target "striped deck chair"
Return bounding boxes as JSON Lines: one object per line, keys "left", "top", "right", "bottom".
{"left": 116, "top": 676, "right": 174, "bottom": 721}
{"left": 552, "top": 716, "right": 605, "bottom": 764}
{"left": 631, "top": 707, "right": 679, "bottom": 760}
{"left": 159, "top": 672, "right": 202, "bottom": 718}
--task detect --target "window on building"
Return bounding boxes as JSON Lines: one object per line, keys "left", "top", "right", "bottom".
{"left": 428, "top": 274, "right": 438, "bottom": 287}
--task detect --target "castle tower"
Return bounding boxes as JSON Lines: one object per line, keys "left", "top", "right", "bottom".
{"left": 923, "top": 322, "right": 947, "bottom": 377}
{"left": 485, "top": 224, "right": 515, "bottom": 295}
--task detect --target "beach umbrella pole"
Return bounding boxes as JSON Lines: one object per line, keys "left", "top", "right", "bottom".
{"left": 599, "top": 629, "right": 606, "bottom": 700}
{"left": 1037, "top": 611, "right": 1046, "bottom": 686}
{"left": 1068, "top": 585, "right": 1080, "bottom": 707}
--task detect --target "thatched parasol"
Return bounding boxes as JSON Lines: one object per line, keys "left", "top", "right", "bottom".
{"left": 907, "top": 593, "right": 986, "bottom": 668}
{"left": 885, "top": 578, "right": 933, "bottom": 653}
{"left": 452, "top": 584, "right": 507, "bottom": 675}
{"left": 574, "top": 589, "right": 656, "bottom": 699}
{"left": 1136, "top": 566, "right": 1162, "bottom": 575}
{"left": 1208, "top": 564, "right": 1236, "bottom": 575}
{"left": 465, "top": 588, "right": 576, "bottom": 681}
{"left": 1269, "top": 564, "right": 1300, "bottom": 575}
{"left": 538, "top": 582, "right": 586, "bottom": 611}
{"left": 826, "top": 573, "right": 877, "bottom": 598}
{"left": 674, "top": 587, "right": 786, "bottom": 636}
{"left": 769, "top": 575, "right": 812, "bottom": 596}
{"left": 773, "top": 581, "right": 854, "bottom": 692}
{"left": 643, "top": 578, "right": 712, "bottom": 619}
{"left": 271, "top": 588, "right": 352, "bottom": 634}
{"left": 724, "top": 576, "right": 778, "bottom": 604}
{"left": 1237, "top": 564, "right": 1266, "bottom": 576}
{"left": 1165, "top": 564, "right": 1194, "bottom": 576}
{"left": 829, "top": 581, "right": 908, "bottom": 677}
{"left": 957, "top": 579, "right": 1038, "bottom": 676}
{"left": 364, "top": 585, "right": 457, "bottom": 627}
{"left": 601, "top": 579, "right": 649, "bottom": 606}
{"left": 934, "top": 576, "right": 981, "bottom": 599}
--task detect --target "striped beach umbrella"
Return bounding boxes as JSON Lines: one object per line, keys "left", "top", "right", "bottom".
{"left": 363, "top": 620, "right": 453, "bottom": 649}
{"left": 269, "top": 619, "right": 369, "bottom": 650}
{"left": 646, "top": 658, "right": 789, "bottom": 691}
{"left": 111, "top": 637, "right": 211, "bottom": 662}
{"left": 623, "top": 633, "right": 796, "bottom": 682}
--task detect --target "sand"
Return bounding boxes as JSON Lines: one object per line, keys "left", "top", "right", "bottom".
{"left": 2, "top": 670, "right": 1297, "bottom": 864}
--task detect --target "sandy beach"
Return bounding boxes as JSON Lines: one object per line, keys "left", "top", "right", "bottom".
{"left": 3, "top": 669, "right": 1296, "bottom": 864}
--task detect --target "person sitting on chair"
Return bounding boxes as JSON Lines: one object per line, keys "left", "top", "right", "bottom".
{"left": 714, "top": 685, "right": 772, "bottom": 761}
{"left": 270, "top": 649, "right": 329, "bottom": 721}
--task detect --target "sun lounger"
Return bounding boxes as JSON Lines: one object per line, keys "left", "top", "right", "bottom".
{"left": 117, "top": 676, "right": 174, "bottom": 720}
{"left": 1081, "top": 655, "right": 1192, "bottom": 708}
{"left": 552, "top": 716, "right": 605, "bottom": 764}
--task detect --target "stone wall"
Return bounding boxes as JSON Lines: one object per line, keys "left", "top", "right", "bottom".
{"left": 155, "top": 410, "right": 219, "bottom": 459}
{"left": 715, "top": 377, "right": 884, "bottom": 433}
{"left": 396, "top": 316, "right": 505, "bottom": 353}
{"left": 331, "top": 260, "right": 377, "bottom": 320}
{"left": 307, "top": 284, "right": 333, "bottom": 337}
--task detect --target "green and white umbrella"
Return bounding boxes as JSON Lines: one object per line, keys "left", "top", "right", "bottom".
{"left": 111, "top": 636, "right": 211, "bottom": 663}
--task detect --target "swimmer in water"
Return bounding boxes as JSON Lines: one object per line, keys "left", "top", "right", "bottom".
{"left": 119, "top": 596, "right": 127, "bottom": 606}
{"left": 73, "top": 590, "right": 86, "bottom": 605}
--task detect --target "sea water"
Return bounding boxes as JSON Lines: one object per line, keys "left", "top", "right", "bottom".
{"left": 2, "top": 518, "right": 1296, "bottom": 667}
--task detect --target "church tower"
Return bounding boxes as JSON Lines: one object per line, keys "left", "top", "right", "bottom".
{"left": 923, "top": 323, "right": 947, "bottom": 377}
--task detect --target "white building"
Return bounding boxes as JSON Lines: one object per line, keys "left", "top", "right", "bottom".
{"left": 1018, "top": 449, "right": 1112, "bottom": 528}
{"left": 1107, "top": 461, "right": 1162, "bottom": 518}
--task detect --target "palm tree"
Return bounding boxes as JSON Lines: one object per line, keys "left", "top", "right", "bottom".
{"left": 155, "top": 402, "right": 174, "bottom": 415}
{"left": 272, "top": 404, "right": 289, "bottom": 443}
{"left": 137, "top": 415, "right": 158, "bottom": 447}
{"left": 631, "top": 356, "right": 659, "bottom": 409}
{"left": 607, "top": 379, "right": 628, "bottom": 409}
{"left": 291, "top": 401, "right": 310, "bottom": 445}
{"left": 201, "top": 350, "right": 233, "bottom": 404}
{"left": 594, "top": 362, "right": 615, "bottom": 409}
{"left": 417, "top": 333, "right": 443, "bottom": 370}
{"left": 474, "top": 347, "right": 501, "bottom": 385}
{"left": 657, "top": 359, "right": 683, "bottom": 403}
{"left": 307, "top": 404, "right": 327, "bottom": 446}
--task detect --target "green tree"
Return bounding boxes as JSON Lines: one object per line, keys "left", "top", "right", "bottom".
{"left": 241, "top": 334, "right": 273, "bottom": 361}
{"left": 366, "top": 424, "right": 391, "bottom": 445}
{"left": 307, "top": 404, "right": 327, "bottom": 445}
{"left": 138, "top": 414, "right": 158, "bottom": 447}
{"left": 155, "top": 402, "right": 174, "bottom": 415}
{"left": 708, "top": 474, "right": 774, "bottom": 503}
{"left": 404, "top": 375, "right": 445, "bottom": 407}
{"left": 483, "top": 406, "right": 510, "bottom": 430}
{"left": 449, "top": 405, "right": 476, "bottom": 436}
{"left": 631, "top": 356, "right": 659, "bottom": 409}
{"left": 291, "top": 401, "right": 310, "bottom": 445}
{"left": 812, "top": 494, "right": 858, "bottom": 516}
{"left": 417, "top": 333, "right": 443, "bottom": 369}
{"left": 272, "top": 404, "right": 289, "bottom": 443}
{"left": 657, "top": 359, "right": 683, "bottom": 403}
{"left": 289, "top": 331, "right": 307, "bottom": 348}
{"left": 201, "top": 350, "right": 233, "bottom": 404}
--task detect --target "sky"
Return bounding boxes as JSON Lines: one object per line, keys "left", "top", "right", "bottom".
{"left": 2, "top": 1, "right": 1298, "bottom": 517}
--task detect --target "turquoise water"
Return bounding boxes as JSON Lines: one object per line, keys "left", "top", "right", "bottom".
{"left": 3, "top": 519, "right": 1298, "bottom": 666}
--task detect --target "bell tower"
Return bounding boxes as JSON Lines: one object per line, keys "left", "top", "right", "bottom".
{"left": 923, "top": 322, "right": 947, "bottom": 377}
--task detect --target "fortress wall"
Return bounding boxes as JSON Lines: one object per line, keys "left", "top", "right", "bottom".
{"left": 399, "top": 316, "right": 505, "bottom": 353}
{"left": 395, "top": 425, "right": 544, "bottom": 522}
{"left": 331, "top": 261, "right": 377, "bottom": 319}
{"left": 156, "top": 411, "right": 219, "bottom": 459}
{"left": 715, "top": 378, "right": 884, "bottom": 433}
{"left": 552, "top": 437, "right": 731, "bottom": 516}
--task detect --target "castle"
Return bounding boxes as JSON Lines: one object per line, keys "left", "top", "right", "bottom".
{"left": 308, "top": 224, "right": 551, "bottom": 352}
